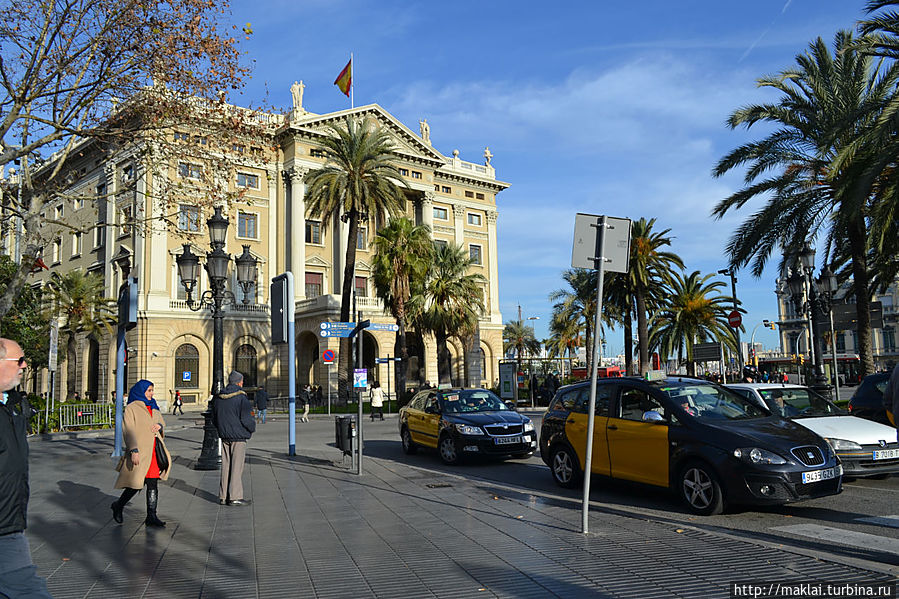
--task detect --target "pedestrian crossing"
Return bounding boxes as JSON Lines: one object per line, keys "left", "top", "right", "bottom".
{"left": 773, "top": 515, "right": 899, "bottom": 556}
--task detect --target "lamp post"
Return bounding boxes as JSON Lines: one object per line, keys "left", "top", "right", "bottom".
{"left": 749, "top": 319, "right": 776, "bottom": 368}
{"left": 786, "top": 242, "right": 832, "bottom": 395}
{"left": 176, "top": 206, "right": 257, "bottom": 470}
{"left": 718, "top": 268, "right": 742, "bottom": 372}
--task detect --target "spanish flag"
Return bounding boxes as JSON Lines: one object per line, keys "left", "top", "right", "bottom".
{"left": 334, "top": 58, "right": 352, "bottom": 97}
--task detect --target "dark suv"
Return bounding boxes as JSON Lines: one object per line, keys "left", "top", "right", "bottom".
{"left": 540, "top": 376, "right": 842, "bottom": 515}
{"left": 848, "top": 372, "right": 891, "bottom": 425}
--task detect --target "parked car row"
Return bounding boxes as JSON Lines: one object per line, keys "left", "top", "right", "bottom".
{"left": 398, "top": 375, "right": 899, "bottom": 517}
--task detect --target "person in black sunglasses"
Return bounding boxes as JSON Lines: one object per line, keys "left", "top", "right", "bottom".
{"left": 0, "top": 337, "right": 52, "bottom": 598}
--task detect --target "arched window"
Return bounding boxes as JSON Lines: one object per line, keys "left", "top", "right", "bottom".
{"left": 174, "top": 344, "right": 200, "bottom": 389}
{"left": 234, "top": 344, "right": 258, "bottom": 387}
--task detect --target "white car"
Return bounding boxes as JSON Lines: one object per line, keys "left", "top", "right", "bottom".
{"left": 727, "top": 383, "right": 899, "bottom": 478}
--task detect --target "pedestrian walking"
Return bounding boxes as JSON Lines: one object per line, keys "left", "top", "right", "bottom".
{"left": 254, "top": 386, "right": 268, "bottom": 424}
{"left": 299, "top": 384, "right": 311, "bottom": 423}
{"left": 172, "top": 390, "right": 184, "bottom": 415}
{"left": 370, "top": 381, "right": 384, "bottom": 421}
{"left": 212, "top": 371, "right": 255, "bottom": 506}
{"left": 0, "top": 337, "right": 52, "bottom": 598}
{"left": 110, "top": 379, "right": 171, "bottom": 528}
{"left": 314, "top": 384, "right": 323, "bottom": 407}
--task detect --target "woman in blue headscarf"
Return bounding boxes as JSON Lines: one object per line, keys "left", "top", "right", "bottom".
{"left": 110, "top": 379, "right": 171, "bottom": 527}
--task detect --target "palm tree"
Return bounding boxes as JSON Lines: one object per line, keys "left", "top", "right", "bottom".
{"left": 549, "top": 269, "right": 600, "bottom": 370}
{"left": 304, "top": 116, "right": 408, "bottom": 395}
{"left": 371, "top": 217, "right": 433, "bottom": 397}
{"left": 503, "top": 320, "right": 541, "bottom": 371}
{"left": 650, "top": 271, "right": 735, "bottom": 376}
{"left": 859, "top": 2, "right": 899, "bottom": 59}
{"left": 421, "top": 242, "right": 486, "bottom": 386}
{"left": 44, "top": 271, "right": 116, "bottom": 399}
{"left": 712, "top": 31, "right": 899, "bottom": 377}
{"left": 628, "top": 218, "right": 684, "bottom": 375}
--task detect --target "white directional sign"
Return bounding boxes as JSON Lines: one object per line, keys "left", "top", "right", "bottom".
{"left": 572, "top": 214, "right": 632, "bottom": 273}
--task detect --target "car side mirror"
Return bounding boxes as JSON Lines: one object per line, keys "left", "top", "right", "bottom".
{"left": 642, "top": 410, "right": 665, "bottom": 423}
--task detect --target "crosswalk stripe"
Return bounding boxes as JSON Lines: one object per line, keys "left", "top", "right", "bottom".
{"left": 855, "top": 515, "right": 899, "bottom": 528}
{"left": 773, "top": 524, "right": 899, "bottom": 555}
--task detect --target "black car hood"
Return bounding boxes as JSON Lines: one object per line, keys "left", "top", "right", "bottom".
{"left": 706, "top": 416, "right": 826, "bottom": 451}
{"left": 444, "top": 411, "right": 527, "bottom": 426}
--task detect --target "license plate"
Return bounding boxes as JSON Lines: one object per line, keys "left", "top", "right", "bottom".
{"left": 801, "top": 467, "right": 838, "bottom": 484}
{"left": 494, "top": 436, "right": 521, "bottom": 445}
{"left": 873, "top": 449, "right": 899, "bottom": 460}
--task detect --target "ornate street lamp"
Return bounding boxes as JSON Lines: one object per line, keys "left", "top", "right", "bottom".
{"left": 788, "top": 243, "right": 831, "bottom": 394}
{"left": 176, "top": 206, "right": 257, "bottom": 470}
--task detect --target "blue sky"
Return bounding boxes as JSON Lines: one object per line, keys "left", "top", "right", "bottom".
{"left": 229, "top": 0, "right": 868, "bottom": 354}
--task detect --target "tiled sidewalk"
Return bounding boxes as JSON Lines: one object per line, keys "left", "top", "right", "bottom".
{"left": 21, "top": 417, "right": 892, "bottom": 598}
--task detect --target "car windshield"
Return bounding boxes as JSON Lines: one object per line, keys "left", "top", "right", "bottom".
{"left": 661, "top": 383, "right": 768, "bottom": 420}
{"left": 441, "top": 390, "right": 509, "bottom": 413}
{"left": 758, "top": 388, "right": 843, "bottom": 418}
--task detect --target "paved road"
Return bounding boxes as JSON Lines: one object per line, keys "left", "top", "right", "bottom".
{"left": 21, "top": 414, "right": 895, "bottom": 598}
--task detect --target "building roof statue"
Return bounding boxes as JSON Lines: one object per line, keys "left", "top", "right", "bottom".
{"left": 419, "top": 118, "right": 430, "bottom": 144}
{"left": 484, "top": 146, "right": 493, "bottom": 166}
{"left": 291, "top": 80, "right": 305, "bottom": 113}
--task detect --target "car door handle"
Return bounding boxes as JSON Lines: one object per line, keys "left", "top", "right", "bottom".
{"left": 607, "top": 424, "right": 618, "bottom": 430}
{"left": 567, "top": 419, "right": 576, "bottom": 423}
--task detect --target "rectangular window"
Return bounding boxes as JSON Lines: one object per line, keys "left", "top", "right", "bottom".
{"left": 305, "top": 272, "right": 323, "bottom": 298}
{"left": 399, "top": 168, "right": 409, "bottom": 176}
{"left": 232, "top": 143, "right": 245, "bottom": 153}
{"left": 469, "top": 244, "right": 482, "bottom": 265}
{"left": 72, "top": 232, "right": 82, "bottom": 257}
{"left": 885, "top": 329, "right": 896, "bottom": 352}
{"left": 433, "top": 207, "right": 448, "bottom": 220}
{"left": 467, "top": 212, "right": 482, "bottom": 226}
{"left": 357, "top": 226, "right": 367, "bottom": 250}
{"left": 194, "top": 135, "right": 207, "bottom": 145}
{"left": 122, "top": 164, "right": 134, "bottom": 181}
{"left": 174, "top": 132, "right": 190, "bottom": 142}
{"left": 465, "top": 191, "right": 474, "bottom": 198}
{"left": 836, "top": 333, "right": 845, "bottom": 352}
{"left": 434, "top": 239, "right": 447, "bottom": 250}
{"left": 476, "top": 192, "right": 485, "bottom": 200}
{"left": 355, "top": 276, "right": 367, "bottom": 298}
{"left": 441, "top": 186, "right": 451, "bottom": 194}
{"left": 178, "top": 205, "right": 201, "bottom": 232}
{"left": 94, "top": 225, "right": 104, "bottom": 248}
{"left": 305, "top": 220, "right": 322, "bottom": 244}
{"left": 74, "top": 198, "right": 84, "bottom": 210}
{"left": 310, "top": 148, "right": 325, "bottom": 158}
{"left": 120, "top": 206, "right": 132, "bottom": 237}
{"left": 52, "top": 240, "right": 61, "bottom": 264}
{"left": 411, "top": 171, "right": 422, "bottom": 179}
{"left": 178, "top": 162, "right": 202, "bottom": 179}
{"left": 55, "top": 205, "right": 64, "bottom": 220}
{"left": 434, "top": 184, "right": 440, "bottom": 192}
{"left": 238, "top": 212, "right": 257, "bottom": 239}
{"left": 236, "top": 172, "right": 259, "bottom": 189}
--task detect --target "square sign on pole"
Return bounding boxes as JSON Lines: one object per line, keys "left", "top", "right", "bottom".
{"left": 572, "top": 214, "right": 631, "bottom": 273}
{"left": 353, "top": 368, "right": 368, "bottom": 390}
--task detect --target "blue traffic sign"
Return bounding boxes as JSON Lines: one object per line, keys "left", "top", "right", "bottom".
{"left": 320, "top": 329, "right": 354, "bottom": 338}
{"left": 321, "top": 321, "right": 354, "bottom": 330}
{"left": 369, "top": 323, "right": 399, "bottom": 332}
{"left": 375, "top": 357, "right": 402, "bottom": 363}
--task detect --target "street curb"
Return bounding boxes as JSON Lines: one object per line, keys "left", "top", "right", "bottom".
{"left": 29, "top": 423, "right": 197, "bottom": 442}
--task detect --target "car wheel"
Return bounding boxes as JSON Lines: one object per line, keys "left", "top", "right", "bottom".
{"left": 438, "top": 433, "right": 460, "bottom": 465}
{"left": 401, "top": 427, "right": 417, "bottom": 455}
{"left": 679, "top": 461, "right": 724, "bottom": 516}
{"left": 550, "top": 445, "right": 580, "bottom": 488}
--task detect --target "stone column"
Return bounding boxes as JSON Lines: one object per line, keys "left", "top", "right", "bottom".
{"left": 486, "top": 210, "right": 500, "bottom": 321}
{"left": 422, "top": 192, "right": 435, "bottom": 237}
{"left": 337, "top": 214, "right": 349, "bottom": 294}
{"left": 453, "top": 205, "right": 465, "bottom": 246}
{"left": 284, "top": 167, "right": 306, "bottom": 300}
{"left": 267, "top": 168, "right": 279, "bottom": 292}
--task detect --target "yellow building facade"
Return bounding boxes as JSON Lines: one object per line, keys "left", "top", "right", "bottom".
{"left": 29, "top": 101, "right": 508, "bottom": 406}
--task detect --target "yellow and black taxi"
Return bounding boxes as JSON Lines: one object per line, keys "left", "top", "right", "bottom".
{"left": 540, "top": 375, "right": 843, "bottom": 515}
{"left": 399, "top": 388, "right": 537, "bottom": 464}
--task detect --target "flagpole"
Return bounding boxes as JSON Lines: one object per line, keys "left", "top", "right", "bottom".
{"left": 350, "top": 52, "right": 354, "bottom": 109}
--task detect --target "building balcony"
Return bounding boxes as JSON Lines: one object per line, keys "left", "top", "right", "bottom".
{"left": 168, "top": 299, "right": 270, "bottom": 315}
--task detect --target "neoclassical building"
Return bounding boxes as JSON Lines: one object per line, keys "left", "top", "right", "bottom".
{"left": 21, "top": 92, "right": 508, "bottom": 406}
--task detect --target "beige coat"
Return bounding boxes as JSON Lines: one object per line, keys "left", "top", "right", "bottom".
{"left": 114, "top": 401, "right": 171, "bottom": 489}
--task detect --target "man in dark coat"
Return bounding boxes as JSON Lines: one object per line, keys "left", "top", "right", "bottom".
{"left": 0, "top": 338, "right": 51, "bottom": 597}
{"left": 254, "top": 387, "right": 269, "bottom": 424}
{"left": 212, "top": 371, "right": 255, "bottom": 506}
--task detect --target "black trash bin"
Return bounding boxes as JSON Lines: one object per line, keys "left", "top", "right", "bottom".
{"left": 335, "top": 415, "right": 354, "bottom": 455}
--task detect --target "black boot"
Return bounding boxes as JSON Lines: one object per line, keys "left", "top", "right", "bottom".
{"left": 111, "top": 488, "right": 137, "bottom": 524}
{"left": 145, "top": 485, "right": 166, "bottom": 527}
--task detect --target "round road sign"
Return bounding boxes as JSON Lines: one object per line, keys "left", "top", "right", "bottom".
{"left": 728, "top": 310, "right": 742, "bottom": 328}
{"left": 322, "top": 349, "right": 335, "bottom": 364}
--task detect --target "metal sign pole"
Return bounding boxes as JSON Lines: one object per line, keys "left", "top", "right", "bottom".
{"left": 287, "top": 274, "right": 296, "bottom": 457}
{"left": 582, "top": 216, "right": 607, "bottom": 535}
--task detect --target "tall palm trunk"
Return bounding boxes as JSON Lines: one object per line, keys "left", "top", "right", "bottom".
{"left": 435, "top": 328, "right": 451, "bottom": 385}
{"left": 635, "top": 288, "right": 649, "bottom": 375}
{"left": 584, "top": 319, "right": 592, "bottom": 373}
{"left": 848, "top": 223, "right": 875, "bottom": 376}
{"left": 395, "top": 304, "right": 408, "bottom": 399}
{"left": 624, "top": 310, "right": 634, "bottom": 376}
{"left": 338, "top": 210, "right": 359, "bottom": 401}
{"left": 66, "top": 332, "right": 76, "bottom": 400}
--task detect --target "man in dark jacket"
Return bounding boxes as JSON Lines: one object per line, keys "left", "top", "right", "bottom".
{"left": 212, "top": 371, "right": 255, "bottom": 506}
{"left": 0, "top": 337, "right": 52, "bottom": 597}
{"left": 254, "top": 387, "right": 268, "bottom": 424}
